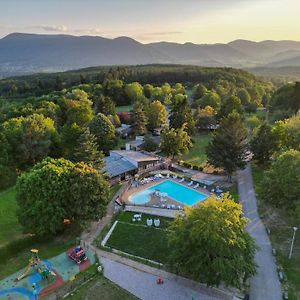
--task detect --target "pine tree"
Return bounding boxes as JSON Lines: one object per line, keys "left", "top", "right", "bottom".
{"left": 133, "top": 102, "right": 148, "bottom": 135}
{"left": 207, "top": 111, "right": 248, "bottom": 181}
{"left": 72, "top": 128, "right": 104, "bottom": 169}
{"left": 250, "top": 122, "right": 277, "bottom": 166}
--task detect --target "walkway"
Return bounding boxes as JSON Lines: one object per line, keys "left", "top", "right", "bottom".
{"left": 125, "top": 205, "right": 181, "bottom": 218}
{"left": 89, "top": 245, "right": 234, "bottom": 300}
{"left": 237, "top": 164, "right": 281, "bottom": 300}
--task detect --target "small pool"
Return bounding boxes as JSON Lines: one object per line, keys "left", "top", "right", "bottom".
{"left": 128, "top": 180, "right": 208, "bottom": 206}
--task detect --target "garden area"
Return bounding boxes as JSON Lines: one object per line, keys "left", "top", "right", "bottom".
{"left": 103, "top": 212, "right": 172, "bottom": 264}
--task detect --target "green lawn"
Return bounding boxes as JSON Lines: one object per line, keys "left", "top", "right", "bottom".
{"left": 252, "top": 164, "right": 300, "bottom": 300}
{"left": 105, "top": 212, "right": 172, "bottom": 263}
{"left": 116, "top": 105, "right": 133, "bottom": 113}
{"left": 65, "top": 275, "right": 137, "bottom": 300}
{"left": 179, "top": 133, "right": 212, "bottom": 166}
{"left": 0, "top": 187, "right": 23, "bottom": 247}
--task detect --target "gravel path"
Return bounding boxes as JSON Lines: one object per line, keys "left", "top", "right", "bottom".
{"left": 237, "top": 164, "right": 282, "bottom": 300}
{"left": 101, "top": 257, "right": 227, "bottom": 300}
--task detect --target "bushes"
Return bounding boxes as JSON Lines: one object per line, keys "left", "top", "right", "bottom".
{"left": 177, "top": 160, "right": 203, "bottom": 171}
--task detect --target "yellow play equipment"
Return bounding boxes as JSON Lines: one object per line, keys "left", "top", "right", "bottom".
{"left": 16, "top": 249, "right": 56, "bottom": 281}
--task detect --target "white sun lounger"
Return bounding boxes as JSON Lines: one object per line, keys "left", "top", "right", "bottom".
{"left": 166, "top": 173, "right": 170, "bottom": 178}
{"left": 171, "top": 204, "right": 176, "bottom": 209}
{"left": 172, "top": 174, "right": 177, "bottom": 179}
{"left": 146, "top": 219, "right": 153, "bottom": 226}
{"left": 179, "top": 178, "right": 184, "bottom": 183}
{"left": 154, "top": 219, "right": 160, "bottom": 227}
{"left": 188, "top": 181, "right": 193, "bottom": 186}
{"left": 193, "top": 183, "right": 199, "bottom": 189}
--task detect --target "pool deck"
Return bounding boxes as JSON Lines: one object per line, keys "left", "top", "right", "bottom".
{"left": 121, "top": 178, "right": 211, "bottom": 213}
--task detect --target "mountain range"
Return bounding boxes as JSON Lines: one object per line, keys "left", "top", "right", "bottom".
{"left": 1, "top": 32, "right": 300, "bottom": 77}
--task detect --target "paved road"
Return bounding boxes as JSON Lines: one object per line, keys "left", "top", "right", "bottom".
{"left": 237, "top": 164, "right": 281, "bottom": 300}
{"left": 101, "top": 256, "right": 229, "bottom": 300}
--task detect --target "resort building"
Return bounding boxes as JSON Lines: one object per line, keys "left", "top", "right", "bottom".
{"left": 103, "top": 150, "right": 162, "bottom": 184}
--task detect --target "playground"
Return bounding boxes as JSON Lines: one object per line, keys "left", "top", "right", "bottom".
{"left": 0, "top": 246, "right": 96, "bottom": 300}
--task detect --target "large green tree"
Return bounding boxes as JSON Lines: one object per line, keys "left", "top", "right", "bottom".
{"left": 169, "top": 94, "right": 195, "bottom": 135}
{"left": 207, "top": 111, "right": 248, "bottom": 180}
{"left": 168, "top": 194, "right": 257, "bottom": 289}
{"left": 160, "top": 125, "right": 192, "bottom": 158}
{"left": 16, "top": 158, "right": 110, "bottom": 235}
{"left": 147, "top": 100, "right": 167, "bottom": 131}
{"left": 260, "top": 149, "right": 300, "bottom": 210}
{"left": 217, "top": 96, "right": 244, "bottom": 120}
{"left": 250, "top": 122, "right": 277, "bottom": 166}
{"left": 2, "top": 113, "right": 57, "bottom": 168}
{"left": 89, "top": 113, "right": 116, "bottom": 155}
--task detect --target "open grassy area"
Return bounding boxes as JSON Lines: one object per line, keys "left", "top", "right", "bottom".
{"left": 65, "top": 275, "right": 137, "bottom": 300}
{"left": 0, "top": 187, "right": 23, "bottom": 247}
{"left": 105, "top": 212, "right": 172, "bottom": 264}
{"left": 252, "top": 164, "right": 300, "bottom": 300}
{"left": 116, "top": 105, "right": 133, "bottom": 113}
{"left": 179, "top": 133, "right": 211, "bottom": 166}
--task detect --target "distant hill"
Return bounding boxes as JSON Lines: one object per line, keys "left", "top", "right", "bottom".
{"left": 1, "top": 33, "right": 300, "bottom": 77}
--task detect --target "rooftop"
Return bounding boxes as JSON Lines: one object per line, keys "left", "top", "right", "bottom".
{"left": 112, "top": 150, "right": 159, "bottom": 162}
{"left": 103, "top": 152, "right": 136, "bottom": 178}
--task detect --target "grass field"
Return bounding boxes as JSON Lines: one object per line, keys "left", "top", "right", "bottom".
{"left": 179, "top": 133, "right": 211, "bottom": 166}
{"left": 65, "top": 275, "right": 137, "bottom": 300}
{"left": 106, "top": 212, "right": 171, "bottom": 263}
{"left": 0, "top": 183, "right": 122, "bottom": 279}
{"left": 116, "top": 105, "right": 133, "bottom": 113}
{"left": 0, "top": 187, "right": 23, "bottom": 247}
{"left": 252, "top": 164, "right": 300, "bottom": 300}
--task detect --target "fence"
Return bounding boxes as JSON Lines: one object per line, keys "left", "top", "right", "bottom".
{"left": 44, "top": 271, "right": 98, "bottom": 299}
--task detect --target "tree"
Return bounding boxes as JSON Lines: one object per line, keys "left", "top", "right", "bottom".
{"left": 193, "top": 83, "right": 207, "bottom": 100}
{"left": 133, "top": 102, "right": 148, "bottom": 135}
{"left": 124, "top": 82, "right": 144, "bottom": 103}
{"left": 16, "top": 158, "right": 109, "bottom": 235}
{"left": 72, "top": 128, "right": 104, "bottom": 169}
{"left": 93, "top": 94, "right": 116, "bottom": 116}
{"left": 217, "top": 96, "right": 244, "bottom": 120}
{"left": 89, "top": 113, "right": 116, "bottom": 155}
{"left": 198, "top": 90, "right": 221, "bottom": 111}
{"left": 61, "top": 123, "right": 84, "bottom": 159}
{"left": 207, "top": 111, "right": 248, "bottom": 180}
{"left": 250, "top": 122, "right": 277, "bottom": 166}
{"left": 169, "top": 94, "right": 195, "bottom": 135}
{"left": 2, "top": 113, "right": 57, "bottom": 168}
{"left": 65, "top": 100, "right": 94, "bottom": 126}
{"left": 260, "top": 150, "right": 300, "bottom": 210}
{"left": 237, "top": 88, "right": 251, "bottom": 105}
{"left": 141, "top": 136, "right": 158, "bottom": 152}
{"left": 194, "top": 106, "right": 216, "bottom": 130}
{"left": 143, "top": 84, "right": 154, "bottom": 99}
{"left": 168, "top": 194, "right": 257, "bottom": 289}
{"left": 147, "top": 100, "right": 167, "bottom": 131}
{"left": 160, "top": 125, "right": 192, "bottom": 158}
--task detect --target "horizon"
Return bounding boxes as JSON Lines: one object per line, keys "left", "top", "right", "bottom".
{"left": 2, "top": 31, "right": 300, "bottom": 45}
{"left": 1, "top": 0, "right": 300, "bottom": 43}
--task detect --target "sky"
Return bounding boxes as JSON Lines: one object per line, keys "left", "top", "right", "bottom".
{"left": 0, "top": 0, "right": 299, "bottom": 43}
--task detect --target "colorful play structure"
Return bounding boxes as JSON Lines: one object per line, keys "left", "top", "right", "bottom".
{"left": 16, "top": 249, "right": 56, "bottom": 282}
{"left": 0, "top": 245, "right": 96, "bottom": 300}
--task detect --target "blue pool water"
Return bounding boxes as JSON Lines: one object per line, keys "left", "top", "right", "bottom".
{"left": 129, "top": 180, "right": 208, "bottom": 206}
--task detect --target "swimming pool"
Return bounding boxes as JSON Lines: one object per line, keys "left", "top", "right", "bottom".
{"left": 128, "top": 180, "right": 208, "bottom": 206}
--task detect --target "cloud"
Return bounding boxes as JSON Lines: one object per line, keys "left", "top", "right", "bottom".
{"left": 38, "top": 25, "right": 68, "bottom": 32}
